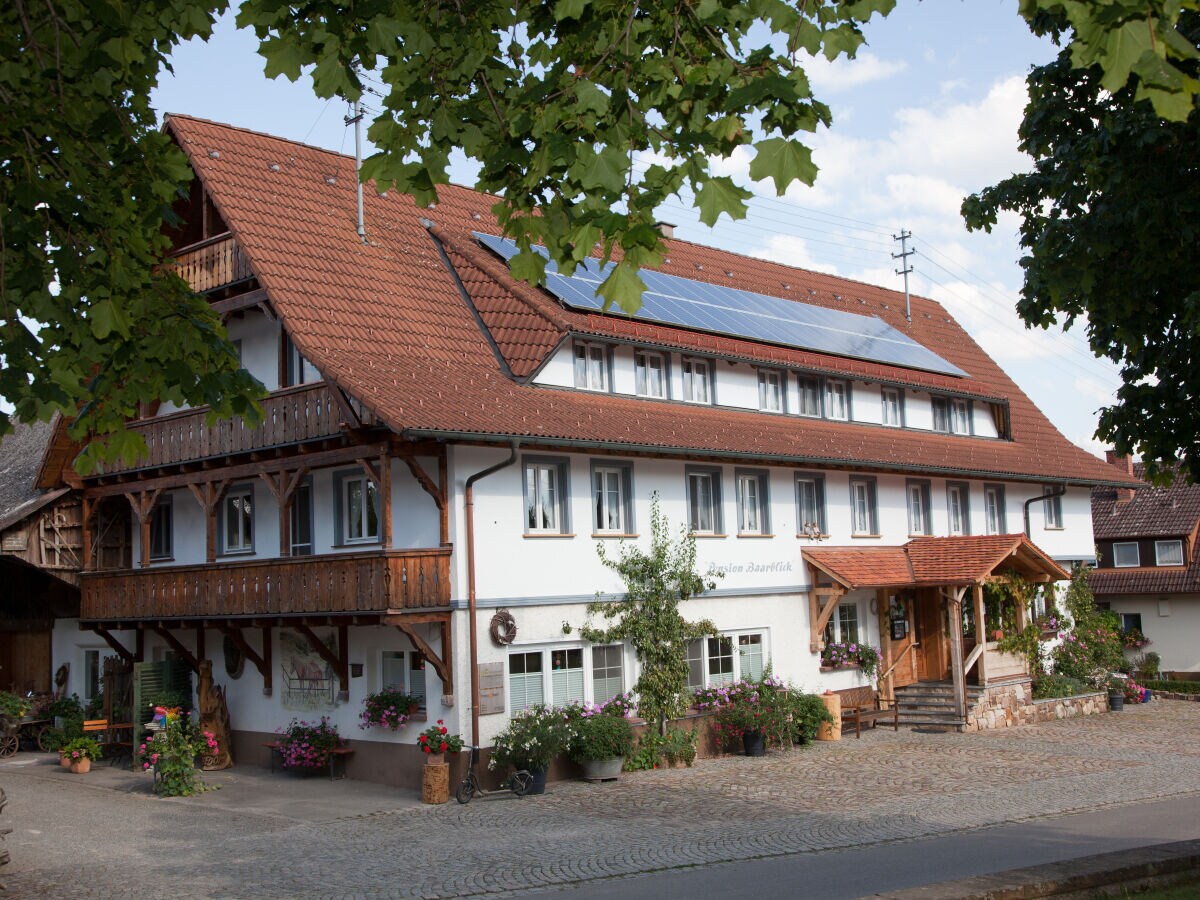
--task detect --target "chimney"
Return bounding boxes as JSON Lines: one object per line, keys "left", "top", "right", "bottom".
{"left": 1106, "top": 449, "right": 1136, "bottom": 503}
{"left": 655, "top": 221, "right": 676, "bottom": 239}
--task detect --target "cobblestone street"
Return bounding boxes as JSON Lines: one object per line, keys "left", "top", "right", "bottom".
{"left": 4, "top": 700, "right": 1199, "bottom": 898}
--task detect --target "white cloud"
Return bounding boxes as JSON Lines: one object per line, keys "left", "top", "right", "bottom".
{"left": 806, "top": 52, "right": 908, "bottom": 93}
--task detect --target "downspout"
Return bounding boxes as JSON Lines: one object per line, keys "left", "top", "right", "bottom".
{"left": 465, "top": 440, "right": 520, "bottom": 761}
{"left": 1023, "top": 484, "right": 1067, "bottom": 538}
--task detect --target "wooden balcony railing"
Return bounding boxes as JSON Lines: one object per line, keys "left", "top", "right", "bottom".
{"left": 81, "top": 548, "right": 452, "bottom": 621}
{"left": 100, "top": 384, "right": 342, "bottom": 475}
{"left": 170, "top": 234, "right": 253, "bottom": 293}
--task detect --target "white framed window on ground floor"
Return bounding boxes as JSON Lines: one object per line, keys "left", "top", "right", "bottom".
{"left": 685, "top": 631, "right": 768, "bottom": 691}
{"left": 380, "top": 649, "right": 426, "bottom": 708}
{"left": 507, "top": 644, "right": 627, "bottom": 712}
{"left": 823, "top": 601, "right": 861, "bottom": 645}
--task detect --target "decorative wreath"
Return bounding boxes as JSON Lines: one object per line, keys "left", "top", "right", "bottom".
{"left": 223, "top": 635, "right": 245, "bottom": 679}
{"left": 489, "top": 609, "right": 518, "bottom": 646}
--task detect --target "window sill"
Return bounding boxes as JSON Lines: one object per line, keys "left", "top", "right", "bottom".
{"left": 850, "top": 534, "right": 882, "bottom": 539}
{"left": 523, "top": 532, "right": 576, "bottom": 539}
{"left": 331, "top": 541, "right": 383, "bottom": 549}
{"left": 907, "top": 533, "right": 932, "bottom": 539}
{"left": 689, "top": 533, "right": 728, "bottom": 539}
{"left": 218, "top": 549, "right": 255, "bottom": 558}
{"left": 819, "top": 664, "right": 863, "bottom": 673}
{"left": 796, "top": 533, "right": 831, "bottom": 540}
{"left": 737, "top": 533, "right": 775, "bottom": 539}
{"left": 149, "top": 556, "right": 175, "bottom": 563}
{"left": 1044, "top": 526, "right": 1065, "bottom": 532}
{"left": 592, "top": 533, "right": 639, "bottom": 539}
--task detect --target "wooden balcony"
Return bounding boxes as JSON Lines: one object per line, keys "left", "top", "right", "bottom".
{"left": 170, "top": 234, "right": 253, "bottom": 293}
{"left": 100, "top": 384, "right": 342, "bottom": 475}
{"left": 80, "top": 548, "right": 451, "bottom": 622}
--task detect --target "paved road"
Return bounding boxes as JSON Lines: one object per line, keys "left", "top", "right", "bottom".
{"left": 3, "top": 700, "right": 1199, "bottom": 898}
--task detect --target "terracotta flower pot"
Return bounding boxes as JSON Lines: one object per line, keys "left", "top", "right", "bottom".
{"left": 59, "top": 753, "right": 71, "bottom": 768}
{"left": 69, "top": 757, "right": 92, "bottom": 774}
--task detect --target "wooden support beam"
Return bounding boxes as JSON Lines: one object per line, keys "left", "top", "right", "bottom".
{"left": 294, "top": 624, "right": 349, "bottom": 701}
{"left": 807, "top": 566, "right": 844, "bottom": 652}
{"left": 151, "top": 626, "right": 201, "bottom": 674}
{"left": 126, "top": 489, "right": 161, "bottom": 569}
{"left": 187, "top": 480, "right": 230, "bottom": 563}
{"left": 217, "top": 624, "right": 272, "bottom": 696}
{"left": 944, "top": 585, "right": 969, "bottom": 724}
{"left": 81, "top": 496, "right": 101, "bottom": 572}
{"left": 437, "top": 452, "right": 449, "bottom": 546}
{"left": 390, "top": 618, "right": 453, "bottom": 696}
{"left": 876, "top": 589, "right": 893, "bottom": 704}
{"left": 259, "top": 467, "right": 307, "bottom": 557}
{"left": 973, "top": 583, "right": 988, "bottom": 686}
{"left": 90, "top": 627, "right": 134, "bottom": 664}
{"left": 330, "top": 385, "right": 363, "bottom": 429}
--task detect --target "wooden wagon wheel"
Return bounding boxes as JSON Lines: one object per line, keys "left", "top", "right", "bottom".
{"left": 0, "top": 736, "right": 17, "bottom": 759}
{"left": 34, "top": 724, "right": 51, "bottom": 753}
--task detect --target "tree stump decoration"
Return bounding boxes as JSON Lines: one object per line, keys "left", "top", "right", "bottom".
{"left": 197, "top": 660, "right": 234, "bottom": 771}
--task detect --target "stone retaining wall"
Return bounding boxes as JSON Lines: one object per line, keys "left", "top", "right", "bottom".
{"left": 963, "top": 680, "right": 1107, "bottom": 731}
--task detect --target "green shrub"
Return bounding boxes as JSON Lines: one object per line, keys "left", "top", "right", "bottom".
{"left": 1144, "top": 679, "right": 1200, "bottom": 694}
{"left": 567, "top": 712, "right": 635, "bottom": 762}
{"left": 0, "top": 691, "right": 31, "bottom": 718}
{"left": 1032, "top": 673, "right": 1089, "bottom": 699}
{"left": 788, "top": 692, "right": 834, "bottom": 744}
{"left": 490, "top": 705, "right": 573, "bottom": 771}
{"left": 61, "top": 736, "right": 102, "bottom": 761}
{"left": 624, "top": 732, "right": 665, "bottom": 771}
{"left": 660, "top": 728, "right": 698, "bottom": 767}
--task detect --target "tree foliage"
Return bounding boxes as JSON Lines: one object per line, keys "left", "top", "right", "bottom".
{"left": 578, "top": 497, "right": 720, "bottom": 731}
{"left": 5, "top": 0, "right": 1200, "bottom": 468}
{"left": 963, "top": 12, "right": 1200, "bottom": 482}
{"left": 1, "top": 0, "right": 263, "bottom": 471}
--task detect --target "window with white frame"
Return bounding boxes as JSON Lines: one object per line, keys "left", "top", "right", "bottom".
{"left": 735, "top": 469, "right": 769, "bottom": 535}
{"left": 797, "top": 375, "right": 821, "bottom": 417}
{"left": 758, "top": 369, "right": 784, "bottom": 413}
{"left": 949, "top": 398, "right": 971, "bottom": 434}
{"left": 592, "top": 462, "right": 633, "bottom": 534}
{"left": 824, "top": 602, "right": 860, "bottom": 645}
{"left": 591, "top": 645, "right": 624, "bottom": 702}
{"left": 221, "top": 485, "right": 254, "bottom": 554}
{"left": 1113, "top": 542, "right": 1140, "bottom": 567}
{"left": 338, "top": 472, "right": 380, "bottom": 544}
{"left": 81, "top": 648, "right": 113, "bottom": 704}
{"left": 984, "top": 484, "right": 1007, "bottom": 535}
{"left": 524, "top": 457, "right": 570, "bottom": 534}
{"left": 290, "top": 481, "right": 313, "bottom": 555}
{"left": 381, "top": 650, "right": 426, "bottom": 707}
{"left": 849, "top": 477, "right": 878, "bottom": 535}
{"left": 1155, "top": 540, "right": 1184, "bottom": 566}
{"left": 283, "top": 332, "right": 321, "bottom": 386}
{"left": 796, "top": 473, "right": 827, "bottom": 535}
{"left": 634, "top": 350, "right": 667, "bottom": 398}
{"left": 881, "top": 388, "right": 902, "bottom": 427}
{"left": 906, "top": 480, "right": 931, "bottom": 535}
{"left": 947, "top": 481, "right": 970, "bottom": 536}
{"left": 681, "top": 357, "right": 712, "bottom": 404}
{"left": 509, "top": 645, "right": 621, "bottom": 711}
{"left": 686, "top": 632, "right": 767, "bottom": 689}
{"left": 686, "top": 466, "right": 723, "bottom": 534}
{"left": 1044, "top": 494, "right": 1063, "bottom": 529}
{"left": 824, "top": 379, "right": 849, "bottom": 420}
{"left": 573, "top": 341, "right": 610, "bottom": 392}
{"left": 508, "top": 650, "right": 544, "bottom": 711}
{"left": 149, "top": 496, "right": 173, "bottom": 560}
{"left": 931, "top": 397, "right": 949, "bottom": 433}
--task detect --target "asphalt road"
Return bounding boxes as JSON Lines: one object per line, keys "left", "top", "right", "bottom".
{"left": 539, "top": 792, "right": 1200, "bottom": 899}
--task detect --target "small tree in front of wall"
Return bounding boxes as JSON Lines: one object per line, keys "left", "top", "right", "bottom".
{"left": 577, "top": 496, "right": 721, "bottom": 735}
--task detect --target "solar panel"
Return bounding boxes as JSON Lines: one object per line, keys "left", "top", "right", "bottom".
{"left": 473, "top": 232, "right": 967, "bottom": 378}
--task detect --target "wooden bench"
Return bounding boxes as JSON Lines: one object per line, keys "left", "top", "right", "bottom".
{"left": 82, "top": 719, "right": 135, "bottom": 766}
{"left": 264, "top": 742, "right": 355, "bottom": 781}
{"left": 834, "top": 686, "right": 899, "bottom": 739}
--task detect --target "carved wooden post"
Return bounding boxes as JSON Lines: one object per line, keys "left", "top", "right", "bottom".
{"left": 946, "top": 586, "right": 968, "bottom": 725}
{"left": 973, "top": 583, "right": 988, "bottom": 686}
{"left": 379, "top": 449, "right": 392, "bottom": 549}
{"left": 258, "top": 468, "right": 307, "bottom": 557}
{"left": 197, "top": 660, "right": 233, "bottom": 770}
{"left": 126, "top": 489, "right": 161, "bottom": 569}
{"left": 187, "top": 481, "right": 230, "bottom": 563}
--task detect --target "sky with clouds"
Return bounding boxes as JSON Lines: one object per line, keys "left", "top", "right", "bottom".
{"left": 151, "top": 0, "right": 1124, "bottom": 458}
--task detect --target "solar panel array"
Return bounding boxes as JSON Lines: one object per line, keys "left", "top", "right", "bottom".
{"left": 473, "top": 232, "right": 967, "bottom": 378}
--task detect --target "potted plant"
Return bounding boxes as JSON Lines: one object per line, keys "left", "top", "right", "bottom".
{"left": 138, "top": 709, "right": 220, "bottom": 796}
{"left": 417, "top": 720, "right": 464, "bottom": 764}
{"left": 819, "top": 642, "right": 882, "bottom": 679}
{"left": 359, "top": 690, "right": 420, "bottom": 732}
{"left": 567, "top": 709, "right": 635, "bottom": 781}
{"left": 275, "top": 718, "right": 344, "bottom": 773}
{"left": 0, "top": 691, "right": 31, "bottom": 720}
{"left": 660, "top": 728, "right": 698, "bottom": 768}
{"left": 696, "top": 676, "right": 792, "bottom": 757}
{"left": 1103, "top": 674, "right": 1126, "bottom": 711}
{"left": 489, "top": 705, "right": 574, "bottom": 794}
{"left": 62, "top": 736, "right": 102, "bottom": 774}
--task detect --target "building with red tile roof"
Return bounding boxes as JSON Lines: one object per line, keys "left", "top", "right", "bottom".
{"left": 34, "top": 115, "right": 1135, "bottom": 784}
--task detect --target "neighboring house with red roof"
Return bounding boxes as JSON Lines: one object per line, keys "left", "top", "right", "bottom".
{"left": 1090, "top": 454, "right": 1200, "bottom": 673}
{"left": 34, "top": 115, "right": 1139, "bottom": 785}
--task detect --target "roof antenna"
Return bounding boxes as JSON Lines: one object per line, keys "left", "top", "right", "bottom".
{"left": 892, "top": 228, "right": 913, "bottom": 322}
{"left": 344, "top": 63, "right": 367, "bottom": 244}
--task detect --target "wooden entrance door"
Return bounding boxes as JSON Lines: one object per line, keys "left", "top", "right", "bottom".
{"left": 914, "top": 589, "right": 949, "bottom": 682}
{"left": 885, "top": 591, "right": 919, "bottom": 688}
{"left": 0, "top": 630, "right": 51, "bottom": 693}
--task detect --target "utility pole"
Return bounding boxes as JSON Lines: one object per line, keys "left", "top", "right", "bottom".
{"left": 892, "top": 229, "right": 913, "bottom": 322}
{"left": 344, "top": 67, "right": 367, "bottom": 244}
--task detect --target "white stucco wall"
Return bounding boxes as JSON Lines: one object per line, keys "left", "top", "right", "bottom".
{"left": 1107, "top": 595, "right": 1200, "bottom": 673}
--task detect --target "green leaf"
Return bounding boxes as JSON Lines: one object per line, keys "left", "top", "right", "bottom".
{"left": 1098, "top": 22, "right": 1155, "bottom": 93}
{"left": 694, "top": 177, "right": 751, "bottom": 226}
{"left": 597, "top": 260, "right": 647, "bottom": 314}
{"left": 553, "top": 0, "right": 588, "bottom": 22}
{"left": 508, "top": 250, "right": 547, "bottom": 286}
{"left": 260, "top": 36, "right": 307, "bottom": 82}
{"left": 749, "top": 137, "right": 818, "bottom": 195}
